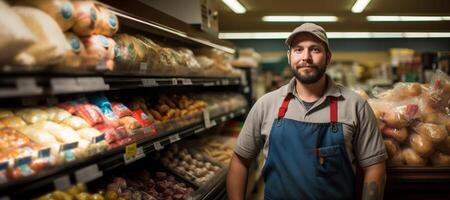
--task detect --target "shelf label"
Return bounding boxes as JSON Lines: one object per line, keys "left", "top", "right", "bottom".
{"left": 172, "top": 78, "right": 178, "bottom": 85}
{"left": 221, "top": 116, "right": 227, "bottom": 122}
{"left": 96, "top": 60, "right": 107, "bottom": 70}
{"left": 75, "top": 164, "right": 103, "bottom": 183}
{"left": 230, "top": 113, "right": 235, "bottom": 118}
{"left": 203, "top": 82, "right": 214, "bottom": 87}
{"left": 0, "top": 162, "right": 8, "bottom": 171}
{"left": 16, "top": 78, "right": 40, "bottom": 92}
{"left": 38, "top": 148, "right": 51, "bottom": 158}
{"left": 124, "top": 146, "right": 145, "bottom": 165}
{"left": 222, "top": 79, "right": 230, "bottom": 85}
{"left": 210, "top": 120, "right": 217, "bottom": 127}
{"left": 139, "top": 62, "right": 148, "bottom": 72}
{"left": 54, "top": 175, "right": 71, "bottom": 190}
{"left": 154, "top": 141, "right": 164, "bottom": 151}
{"left": 203, "top": 109, "right": 211, "bottom": 128}
{"left": 125, "top": 143, "right": 137, "bottom": 160}
{"left": 51, "top": 78, "right": 82, "bottom": 93}
{"left": 92, "top": 134, "right": 105, "bottom": 144}
{"left": 141, "top": 79, "right": 158, "bottom": 87}
{"left": 181, "top": 78, "right": 192, "bottom": 85}
{"left": 243, "top": 86, "right": 250, "bottom": 93}
{"left": 169, "top": 134, "right": 181, "bottom": 143}
{"left": 216, "top": 80, "right": 221, "bottom": 85}
{"left": 194, "top": 127, "right": 205, "bottom": 134}
{"left": 60, "top": 142, "right": 78, "bottom": 152}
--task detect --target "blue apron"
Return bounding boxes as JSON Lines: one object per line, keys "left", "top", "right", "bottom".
{"left": 262, "top": 94, "right": 355, "bottom": 200}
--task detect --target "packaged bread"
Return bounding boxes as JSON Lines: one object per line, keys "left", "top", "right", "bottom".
{"left": 46, "top": 107, "right": 71, "bottom": 123}
{"left": 409, "top": 133, "right": 434, "bottom": 158}
{"left": 0, "top": 116, "right": 27, "bottom": 128}
{"left": 0, "top": 127, "right": 31, "bottom": 150}
{"left": 0, "top": 109, "right": 14, "bottom": 119}
{"left": 17, "top": 125, "right": 61, "bottom": 152}
{"left": 77, "top": 127, "right": 102, "bottom": 141}
{"left": 94, "top": 6, "right": 118, "bottom": 37}
{"left": 60, "top": 32, "right": 86, "bottom": 68}
{"left": 15, "top": 108, "right": 48, "bottom": 124}
{"left": 12, "top": 6, "right": 67, "bottom": 67}
{"left": 82, "top": 35, "right": 115, "bottom": 71}
{"left": 402, "top": 148, "right": 427, "bottom": 166}
{"left": 62, "top": 116, "right": 90, "bottom": 130}
{"left": 430, "top": 151, "right": 450, "bottom": 167}
{"left": 381, "top": 127, "right": 408, "bottom": 143}
{"left": 74, "top": 104, "right": 104, "bottom": 126}
{"left": 0, "top": 1, "right": 35, "bottom": 65}
{"left": 119, "top": 116, "right": 141, "bottom": 130}
{"left": 15, "top": 0, "right": 76, "bottom": 31}
{"left": 72, "top": 1, "right": 98, "bottom": 36}
{"left": 113, "top": 34, "right": 146, "bottom": 70}
{"left": 414, "top": 123, "right": 448, "bottom": 144}
{"left": 33, "top": 121, "right": 80, "bottom": 143}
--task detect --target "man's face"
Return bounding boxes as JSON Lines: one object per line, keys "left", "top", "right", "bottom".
{"left": 287, "top": 33, "right": 331, "bottom": 84}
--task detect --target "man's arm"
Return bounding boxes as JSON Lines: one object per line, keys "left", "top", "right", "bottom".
{"left": 227, "top": 153, "right": 252, "bottom": 200}
{"left": 362, "top": 162, "right": 386, "bottom": 200}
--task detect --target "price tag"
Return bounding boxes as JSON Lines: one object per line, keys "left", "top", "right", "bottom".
{"left": 51, "top": 78, "right": 82, "bottom": 93}
{"left": 230, "top": 113, "right": 235, "bottom": 118}
{"left": 154, "top": 141, "right": 164, "bottom": 151}
{"left": 141, "top": 79, "right": 158, "bottom": 87}
{"left": 92, "top": 134, "right": 105, "bottom": 144}
{"left": 139, "top": 62, "right": 148, "bottom": 72}
{"left": 169, "top": 134, "right": 181, "bottom": 143}
{"left": 243, "top": 86, "right": 250, "bottom": 93}
{"left": 210, "top": 120, "right": 217, "bottom": 127}
{"left": 75, "top": 164, "right": 103, "bottom": 183}
{"left": 181, "top": 79, "right": 193, "bottom": 85}
{"left": 60, "top": 142, "right": 78, "bottom": 151}
{"left": 123, "top": 146, "right": 145, "bottom": 165}
{"left": 0, "top": 162, "right": 8, "bottom": 171}
{"left": 221, "top": 116, "right": 227, "bottom": 122}
{"left": 194, "top": 127, "right": 205, "bottom": 134}
{"left": 54, "top": 175, "right": 71, "bottom": 190}
{"left": 222, "top": 79, "right": 230, "bottom": 85}
{"left": 216, "top": 80, "right": 221, "bottom": 85}
{"left": 16, "top": 78, "right": 41, "bottom": 92}
{"left": 203, "top": 82, "right": 214, "bottom": 87}
{"left": 77, "top": 77, "right": 109, "bottom": 91}
{"left": 18, "top": 165, "right": 33, "bottom": 176}
{"left": 125, "top": 143, "right": 137, "bottom": 160}
{"left": 172, "top": 78, "right": 178, "bottom": 85}
{"left": 203, "top": 109, "right": 211, "bottom": 128}
{"left": 38, "top": 148, "right": 51, "bottom": 158}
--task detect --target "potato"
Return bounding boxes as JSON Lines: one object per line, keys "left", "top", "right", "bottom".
{"left": 430, "top": 151, "right": 450, "bottom": 167}
{"left": 437, "top": 136, "right": 450, "bottom": 154}
{"left": 402, "top": 148, "right": 427, "bottom": 166}
{"left": 382, "top": 127, "right": 408, "bottom": 143}
{"left": 409, "top": 133, "right": 434, "bottom": 158}
{"left": 415, "top": 123, "right": 448, "bottom": 144}
{"left": 384, "top": 139, "right": 400, "bottom": 157}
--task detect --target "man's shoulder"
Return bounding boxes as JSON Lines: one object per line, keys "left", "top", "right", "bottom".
{"left": 338, "top": 85, "right": 368, "bottom": 108}
{"left": 253, "top": 84, "right": 287, "bottom": 109}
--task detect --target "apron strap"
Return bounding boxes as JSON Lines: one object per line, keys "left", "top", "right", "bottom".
{"left": 277, "top": 93, "right": 293, "bottom": 120}
{"left": 330, "top": 96, "right": 338, "bottom": 132}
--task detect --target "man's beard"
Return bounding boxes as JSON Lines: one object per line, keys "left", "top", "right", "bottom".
{"left": 291, "top": 64, "right": 326, "bottom": 84}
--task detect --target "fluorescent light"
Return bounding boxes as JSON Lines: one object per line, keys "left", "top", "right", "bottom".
{"left": 262, "top": 16, "right": 338, "bottom": 22}
{"left": 222, "top": 0, "right": 246, "bottom": 14}
{"left": 219, "top": 32, "right": 450, "bottom": 39}
{"left": 368, "top": 15, "right": 450, "bottom": 21}
{"left": 351, "top": 0, "right": 372, "bottom": 13}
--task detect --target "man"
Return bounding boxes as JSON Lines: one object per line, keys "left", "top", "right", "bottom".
{"left": 227, "top": 23, "right": 387, "bottom": 200}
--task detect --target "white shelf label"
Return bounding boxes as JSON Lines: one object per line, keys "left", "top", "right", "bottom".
{"left": 141, "top": 79, "right": 158, "bottom": 87}
{"left": 230, "top": 113, "right": 235, "bottom": 118}
{"left": 75, "top": 164, "right": 103, "bottom": 183}
{"left": 16, "top": 78, "right": 41, "bottom": 92}
{"left": 140, "top": 62, "right": 148, "bottom": 71}
{"left": 51, "top": 78, "right": 82, "bottom": 93}
{"left": 172, "top": 78, "right": 178, "bottom": 85}
{"left": 244, "top": 86, "right": 250, "bottom": 93}
{"left": 194, "top": 127, "right": 205, "bottom": 134}
{"left": 221, "top": 116, "right": 227, "bottom": 122}
{"left": 154, "top": 141, "right": 164, "bottom": 150}
{"left": 210, "top": 120, "right": 217, "bottom": 127}
{"left": 203, "top": 82, "right": 214, "bottom": 87}
{"left": 169, "top": 134, "right": 181, "bottom": 143}
{"left": 77, "top": 77, "right": 109, "bottom": 91}
{"left": 222, "top": 79, "right": 230, "bottom": 85}
{"left": 54, "top": 175, "right": 71, "bottom": 190}
{"left": 203, "top": 109, "right": 212, "bottom": 128}
{"left": 181, "top": 79, "right": 192, "bottom": 85}
{"left": 216, "top": 80, "right": 221, "bottom": 85}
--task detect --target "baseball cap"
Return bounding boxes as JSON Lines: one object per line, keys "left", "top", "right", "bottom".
{"left": 285, "top": 23, "right": 329, "bottom": 51}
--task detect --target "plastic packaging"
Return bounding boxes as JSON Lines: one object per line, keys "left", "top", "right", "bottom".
{"left": 402, "top": 148, "right": 427, "bottom": 166}
{"left": 72, "top": 1, "right": 98, "bottom": 36}
{"left": 74, "top": 104, "right": 104, "bottom": 126}
{"left": 409, "top": 133, "right": 434, "bottom": 158}
{"left": 94, "top": 6, "right": 118, "bottom": 37}
{"left": 414, "top": 123, "right": 448, "bottom": 144}
{"left": 0, "top": 116, "right": 27, "bottom": 128}
{"left": 437, "top": 136, "right": 450, "bottom": 154}
{"left": 33, "top": 121, "right": 80, "bottom": 143}
{"left": 430, "top": 151, "right": 450, "bottom": 167}
{"left": 82, "top": 35, "right": 114, "bottom": 70}
{"left": 46, "top": 107, "right": 72, "bottom": 123}
{"left": 15, "top": 108, "right": 48, "bottom": 124}
{"left": 60, "top": 32, "right": 86, "bottom": 69}
{"left": 111, "top": 102, "right": 133, "bottom": 118}
{"left": 15, "top": 0, "right": 76, "bottom": 31}
{"left": 119, "top": 116, "right": 141, "bottom": 131}
{"left": 0, "top": 128, "right": 31, "bottom": 150}
{"left": 62, "top": 116, "right": 90, "bottom": 130}
{"left": 0, "top": 109, "right": 14, "bottom": 119}
{"left": 381, "top": 126, "right": 408, "bottom": 143}
{"left": 89, "top": 95, "right": 119, "bottom": 127}
{"left": 131, "top": 109, "right": 152, "bottom": 127}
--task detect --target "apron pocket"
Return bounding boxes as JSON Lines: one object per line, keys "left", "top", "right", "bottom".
{"left": 316, "top": 145, "right": 343, "bottom": 177}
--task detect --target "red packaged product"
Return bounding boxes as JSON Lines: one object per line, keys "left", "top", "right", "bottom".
{"left": 112, "top": 102, "right": 133, "bottom": 118}
{"left": 132, "top": 109, "right": 152, "bottom": 128}
{"left": 75, "top": 104, "right": 104, "bottom": 126}
{"left": 94, "top": 124, "right": 120, "bottom": 144}
{"left": 58, "top": 101, "right": 79, "bottom": 114}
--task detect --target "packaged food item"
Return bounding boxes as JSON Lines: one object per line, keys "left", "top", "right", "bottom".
{"left": 82, "top": 35, "right": 114, "bottom": 70}
{"left": 12, "top": 6, "right": 67, "bottom": 67}
{"left": 15, "top": 0, "right": 76, "bottom": 31}
{"left": 414, "top": 123, "right": 448, "bottom": 144}
{"left": 77, "top": 127, "right": 102, "bottom": 141}
{"left": 119, "top": 116, "right": 141, "bottom": 131}
{"left": 380, "top": 103, "right": 419, "bottom": 128}
{"left": 60, "top": 32, "right": 86, "bottom": 69}
{"left": 381, "top": 127, "right": 408, "bottom": 143}
{"left": 15, "top": 108, "right": 48, "bottom": 124}
{"left": 112, "top": 102, "right": 132, "bottom": 118}
{"left": 94, "top": 6, "right": 118, "bottom": 37}
{"left": 89, "top": 95, "right": 119, "bottom": 127}
{"left": 62, "top": 116, "right": 90, "bottom": 130}
{"left": 0, "top": 109, "right": 14, "bottom": 119}
{"left": 131, "top": 109, "right": 152, "bottom": 127}
{"left": 113, "top": 34, "right": 146, "bottom": 70}
{"left": 17, "top": 125, "right": 61, "bottom": 152}
{"left": 34, "top": 121, "right": 80, "bottom": 143}
{"left": 409, "top": 133, "right": 434, "bottom": 158}
{"left": 430, "top": 151, "right": 450, "bottom": 167}
{"left": 94, "top": 124, "right": 120, "bottom": 144}
{"left": 75, "top": 104, "right": 104, "bottom": 126}
{"left": 72, "top": 1, "right": 98, "bottom": 36}
{"left": 46, "top": 107, "right": 72, "bottom": 123}
{"left": 402, "top": 148, "right": 427, "bottom": 166}
{"left": 0, "top": 116, "right": 27, "bottom": 128}
{"left": 0, "top": 128, "right": 31, "bottom": 150}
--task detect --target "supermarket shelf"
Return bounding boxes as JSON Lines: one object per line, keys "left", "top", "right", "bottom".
{"left": 0, "top": 107, "right": 247, "bottom": 199}
{"left": 0, "top": 75, "right": 243, "bottom": 98}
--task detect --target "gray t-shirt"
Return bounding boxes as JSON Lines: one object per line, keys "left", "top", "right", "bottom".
{"left": 302, "top": 100, "right": 316, "bottom": 111}
{"left": 235, "top": 76, "right": 387, "bottom": 171}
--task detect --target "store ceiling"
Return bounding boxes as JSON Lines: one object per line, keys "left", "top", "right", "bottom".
{"left": 216, "top": 0, "right": 450, "bottom": 32}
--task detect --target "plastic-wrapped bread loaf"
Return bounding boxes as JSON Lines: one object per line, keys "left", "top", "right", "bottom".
{"left": 12, "top": 6, "right": 67, "bottom": 67}
{"left": 46, "top": 107, "right": 72, "bottom": 123}
{"left": 15, "top": 108, "right": 48, "bottom": 124}
{"left": 15, "top": 0, "right": 76, "bottom": 31}
{"left": 94, "top": 6, "right": 119, "bottom": 37}
{"left": 60, "top": 32, "right": 86, "bottom": 69}
{"left": 72, "top": 1, "right": 99, "bottom": 36}
{"left": 0, "top": 0, "right": 35, "bottom": 65}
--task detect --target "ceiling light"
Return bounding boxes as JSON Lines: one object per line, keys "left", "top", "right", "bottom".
{"left": 262, "top": 16, "right": 338, "bottom": 22}
{"left": 222, "top": 0, "right": 246, "bottom": 14}
{"left": 351, "top": 0, "right": 372, "bottom": 13}
{"left": 367, "top": 16, "right": 450, "bottom": 21}
{"left": 219, "top": 32, "right": 450, "bottom": 39}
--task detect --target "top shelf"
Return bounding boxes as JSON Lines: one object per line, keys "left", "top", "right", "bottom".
{"left": 98, "top": 0, "right": 236, "bottom": 54}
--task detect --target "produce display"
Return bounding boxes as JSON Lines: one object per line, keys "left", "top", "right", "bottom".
{"left": 35, "top": 183, "right": 105, "bottom": 200}
{"left": 186, "top": 136, "right": 236, "bottom": 166}
{"left": 367, "top": 70, "right": 450, "bottom": 167}
{"left": 156, "top": 144, "right": 222, "bottom": 186}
